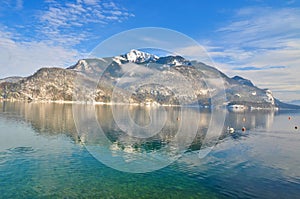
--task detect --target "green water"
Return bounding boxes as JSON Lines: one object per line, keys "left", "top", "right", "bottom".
{"left": 1, "top": 102, "right": 300, "bottom": 198}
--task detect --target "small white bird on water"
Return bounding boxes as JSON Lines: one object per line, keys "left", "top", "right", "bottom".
{"left": 227, "top": 126, "right": 235, "bottom": 134}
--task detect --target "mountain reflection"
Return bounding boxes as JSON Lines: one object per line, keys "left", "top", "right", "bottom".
{"left": 0, "top": 102, "right": 276, "bottom": 152}
{"left": 0, "top": 102, "right": 78, "bottom": 140}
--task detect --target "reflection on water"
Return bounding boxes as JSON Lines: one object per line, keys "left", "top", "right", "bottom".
{"left": 0, "top": 102, "right": 277, "bottom": 151}
{"left": 0, "top": 101, "right": 77, "bottom": 138}
{"left": 0, "top": 101, "right": 278, "bottom": 168}
{"left": 1, "top": 101, "right": 300, "bottom": 198}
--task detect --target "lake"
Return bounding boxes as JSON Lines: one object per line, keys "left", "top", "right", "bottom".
{"left": 1, "top": 102, "right": 300, "bottom": 198}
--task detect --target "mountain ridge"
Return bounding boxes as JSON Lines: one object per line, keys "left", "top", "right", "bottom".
{"left": 0, "top": 49, "right": 299, "bottom": 110}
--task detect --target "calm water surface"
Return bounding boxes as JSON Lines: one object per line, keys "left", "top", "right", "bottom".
{"left": 1, "top": 102, "right": 300, "bottom": 198}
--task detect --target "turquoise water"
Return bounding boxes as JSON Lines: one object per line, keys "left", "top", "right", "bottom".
{"left": 1, "top": 102, "right": 300, "bottom": 198}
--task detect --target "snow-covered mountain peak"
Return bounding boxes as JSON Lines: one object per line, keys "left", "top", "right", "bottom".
{"left": 125, "top": 49, "right": 159, "bottom": 63}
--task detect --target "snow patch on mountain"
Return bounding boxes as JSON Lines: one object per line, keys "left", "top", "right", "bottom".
{"left": 113, "top": 56, "right": 127, "bottom": 65}
{"left": 173, "top": 59, "right": 183, "bottom": 66}
{"left": 264, "top": 89, "right": 275, "bottom": 105}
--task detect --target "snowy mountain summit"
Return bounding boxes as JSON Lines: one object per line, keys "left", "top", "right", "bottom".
{"left": 113, "top": 49, "right": 188, "bottom": 66}
{"left": 124, "top": 49, "right": 159, "bottom": 63}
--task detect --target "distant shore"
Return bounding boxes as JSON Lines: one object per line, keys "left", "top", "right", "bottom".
{"left": 0, "top": 98, "right": 185, "bottom": 107}
{"left": 0, "top": 98, "right": 289, "bottom": 112}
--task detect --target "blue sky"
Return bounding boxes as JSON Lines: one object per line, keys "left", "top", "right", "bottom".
{"left": 0, "top": 0, "right": 300, "bottom": 101}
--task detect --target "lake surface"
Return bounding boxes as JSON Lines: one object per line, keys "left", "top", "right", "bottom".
{"left": 1, "top": 102, "right": 300, "bottom": 198}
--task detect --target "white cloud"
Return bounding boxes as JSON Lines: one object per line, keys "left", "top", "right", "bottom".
{"left": 207, "top": 7, "right": 300, "bottom": 101}
{"left": 37, "top": 0, "right": 134, "bottom": 46}
{"left": 0, "top": 29, "right": 82, "bottom": 78}
{"left": 82, "top": 0, "right": 99, "bottom": 5}
{"left": 0, "top": 0, "right": 134, "bottom": 78}
{"left": 0, "top": 0, "right": 23, "bottom": 10}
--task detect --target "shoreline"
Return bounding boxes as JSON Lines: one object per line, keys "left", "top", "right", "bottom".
{"left": 0, "top": 98, "right": 289, "bottom": 111}
{"left": 0, "top": 98, "right": 184, "bottom": 107}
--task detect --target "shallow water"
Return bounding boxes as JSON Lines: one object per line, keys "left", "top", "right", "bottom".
{"left": 1, "top": 102, "right": 300, "bottom": 198}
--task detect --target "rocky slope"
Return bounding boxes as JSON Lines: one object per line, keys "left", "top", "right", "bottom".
{"left": 0, "top": 49, "right": 297, "bottom": 109}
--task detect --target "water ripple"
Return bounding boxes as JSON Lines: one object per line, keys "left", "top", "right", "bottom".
{"left": 8, "top": 147, "right": 35, "bottom": 154}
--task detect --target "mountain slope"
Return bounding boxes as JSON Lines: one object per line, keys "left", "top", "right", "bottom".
{"left": 0, "top": 49, "right": 298, "bottom": 109}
